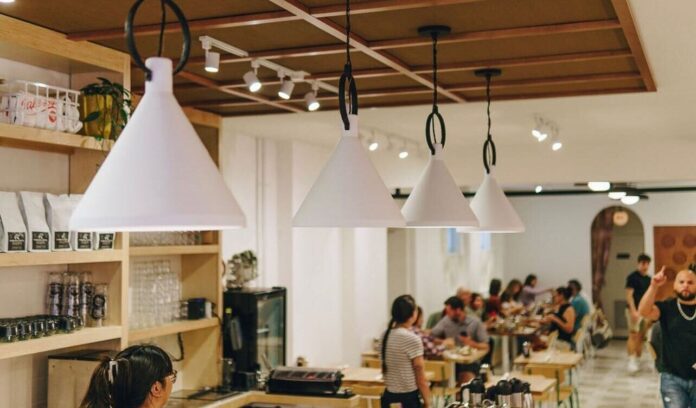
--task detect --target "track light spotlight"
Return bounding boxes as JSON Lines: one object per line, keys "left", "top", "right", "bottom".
{"left": 243, "top": 60, "right": 262, "bottom": 92}
{"left": 588, "top": 182, "right": 611, "bottom": 192}
{"left": 201, "top": 38, "right": 219, "bottom": 73}
{"left": 304, "top": 82, "right": 320, "bottom": 111}
{"left": 278, "top": 72, "right": 295, "bottom": 100}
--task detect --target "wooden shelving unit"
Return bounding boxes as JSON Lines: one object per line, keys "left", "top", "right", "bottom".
{"left": 0, "top": 249, "right": 124, "bottom": 267}
{"left": 0, "top": 326, "right": 122, "bottom": 360}
{"left": 128, "top": 318, "right": 218, "bottom": 343}
{"left": 0, "top": 123, "right": 114, "bottom": 154}
{"left": 0, "top": 13, "right": 225, "bottom": 393}
{"left": 130, "top": 244, "right": 219, "bottom": 257}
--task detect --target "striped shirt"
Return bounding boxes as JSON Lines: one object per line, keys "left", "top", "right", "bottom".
{"left": 381, "top": 327, "right": 423, "bottom": 393}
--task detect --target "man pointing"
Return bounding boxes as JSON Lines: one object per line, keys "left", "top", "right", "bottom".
{"left": 639, "top": 266, "right": 696, "bottom": 407}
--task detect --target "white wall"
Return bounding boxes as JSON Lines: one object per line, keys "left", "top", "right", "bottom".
{"left": 503, "top": 192, "right": 696, "bottom": 302}
{"left": 220, "top": 121, "right": 389, "bottom": 367}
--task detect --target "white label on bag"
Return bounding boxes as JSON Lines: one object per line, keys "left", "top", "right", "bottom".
{"left": 54, "top": 231, "right": 70, "bottom": 250}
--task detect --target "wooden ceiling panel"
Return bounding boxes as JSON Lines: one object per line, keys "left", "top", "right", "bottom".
{"left": 0, "top": 1, "right": 281, "bottom": 34}
{"left": 329, "top": 0, "right": 616, "bottom": 42}
{"left": 387, "top": 31, "right": 629, "bottom": 66}
{"left": 0, "top": 0, "right": 655, "bottom": 115}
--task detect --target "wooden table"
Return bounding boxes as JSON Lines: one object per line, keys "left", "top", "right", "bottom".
{"left": 201, "top": 391, "right": 360, "bottom": 408}
{"left": 485, "top": 373, "right": 556, "bottom": 408}
{"left": 341, "top": 367, "right": 435, "bottom": 386}
{"left": 489, "top": 326, "right": 538, "bottom": 373}
{"left": 514, "top": 351, "right": 583, "bottom": 369}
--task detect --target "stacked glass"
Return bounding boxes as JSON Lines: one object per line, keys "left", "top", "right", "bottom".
{"left": 130, "top": 260, "right": 181, "bottom": 329}
{"left": 130, "top": 231, "right": 202, "bottom": 247}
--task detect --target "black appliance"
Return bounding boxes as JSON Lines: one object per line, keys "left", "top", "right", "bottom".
{"left": 223, "top": 287, "right": 286, "bottom": 378}
{"left": 267, "top": 367, "right": 343, "bottom": 396}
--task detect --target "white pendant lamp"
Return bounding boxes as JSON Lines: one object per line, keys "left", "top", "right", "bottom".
{"left": 470, "top": 69, "right": 524, "bottom": 233}
{"left": 71, "top": 1, "right": 245, "bottom": 231}
{"left": 293, "top": 0, "right": 404, "bottom": 227}
{"left": 402, "top": 26, "right": 478, "bottom": 228}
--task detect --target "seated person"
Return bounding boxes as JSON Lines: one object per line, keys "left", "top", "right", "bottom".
{"left": 431, "top": 297, "right": 490, "bottom": 383}
{"left": 520, "top": 274, "right": 553, "bottom": 307}
{"left": 469, "top": 293, "right": 486, "bottom": 321}
{"left": 425, "top": 308, "right": 444, "bottom": 330}
{"left": 411, "top": 306, "right": 449, "bottom": 359}
{"left": 567, "top": 279, "right": 590, "bottom": 333}
{"left": 501, "top": 279, "right": 525, "bottom": 316}
{"left": 484, "top": 278, "right": 503, "bottom": 320}
{"left": 541, "top": 286, "right": 576, "bottom": 349}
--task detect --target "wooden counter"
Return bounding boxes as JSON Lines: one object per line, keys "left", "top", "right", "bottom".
{"left": 177, "top": 391, "right": 360, "bottom": 408}
{"left": 514, "top": 351, "right": 583, "bottom": 369}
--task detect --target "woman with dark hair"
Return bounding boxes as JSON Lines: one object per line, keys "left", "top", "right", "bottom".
{"left": 501, "top": 279, "right": 524, "bottom": 316}
{"left": 80, "top": 344, "right": 175, "bottom": 408}
{"left": 381, "top": 295, "right": 431, "bottom": 408}
{"left": 542, "top": 286, "right": 577, "bottom": 347}
{"left": 520, "top": 274, "right": 553, "bottom": 306}
{"left": 485, "top": 279, "right": 503, "bottom": 319}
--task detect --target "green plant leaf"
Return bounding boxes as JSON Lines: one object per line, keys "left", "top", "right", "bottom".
{"left": 84, "top": 111, "right": 101, "bottom": 122}
{"left": 97, "top": 77, "right": 112, "bottom": 86}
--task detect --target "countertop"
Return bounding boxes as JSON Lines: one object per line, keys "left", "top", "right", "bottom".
{"left": 167, "top": 391, "right": 360, "bottom": 408}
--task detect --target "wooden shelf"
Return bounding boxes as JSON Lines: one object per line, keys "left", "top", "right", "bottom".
{"left": 0, "top": 122, "right": 114, "bottom": 154}
{"left": 0, "top": 249, "right": 124, "bottom": 267}
{"left": 0, "top": 326, "right": 122, "bottom": 360}
{"left": 129, "top": 245, "right": 219, "bottom": 257}
{"left": 128, "top": 318, "right": 219, "bottom": 342}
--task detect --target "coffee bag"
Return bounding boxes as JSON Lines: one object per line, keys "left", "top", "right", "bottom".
{"left": 45, "top": 193, "right": 72, "bottom": 251}
{"left": 0, "top": 191, "right": 27, "bottom": 252}
{"left": 68, "top": 195, "right": 93, "bottom": 251}
{"left": 18, "top": 191, "right": 50, "bottom": 252}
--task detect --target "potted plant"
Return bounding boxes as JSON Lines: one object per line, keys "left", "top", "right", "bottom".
{"left": 79, "top": 77, "right": 132, "bottom": 141}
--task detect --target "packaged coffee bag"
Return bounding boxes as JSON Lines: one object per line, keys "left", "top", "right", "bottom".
{"left": 0, "top": 191, "right": 27, "bottom": 252}
{"left": 45, "top": 193, "right": 72, "bottom": 251}
{"left": 68, "top": 195, "right": 93, "bottom": 251}
{"left": 94, "top": 231, "right": 115, "bottom": 250}
{"left": 18, "top": 191, "right": 50, "bottom": 252}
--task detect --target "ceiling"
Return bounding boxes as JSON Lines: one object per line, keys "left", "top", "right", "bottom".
{"left": 0, "top": 0, "right": 654, "bottom": 117}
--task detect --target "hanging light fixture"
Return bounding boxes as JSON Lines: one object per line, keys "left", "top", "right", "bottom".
{"left": 398, "top": 142, "right": 409, "bottom": 159}
{"left": 367, "top": 131, "right": 379, "bottom": 151}
{"left": 401, "top": 26, "right": 478, "bottom": 228}
{"left": 304, "top": 82, "right": 320, "bottom": 111}
{"left": 293, "top": 0, "right": 404, "bottom": 227}
{"left": 588, "top": 181, "right": 611, "bottom": 192}
{"left": 71, "top": 0, "right": 246, "bottom": 231}
{"left": 469, "top": 68, "right": 525, "bottom": 233}
{"left": 531, "top": 115, "right": 548, "bottom": 142}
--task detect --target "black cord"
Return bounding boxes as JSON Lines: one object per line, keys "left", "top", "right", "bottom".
{"left": 170, "top": 332, "right": 185, "bottom": 362}
{"left": 432, "top": 34, "right": 438, "bottom": 114}
{"left": 482, "top": 73, "right": 497, "bottom": 174}
{"left": 345, "top": 0, "right": 351, "bottom": 67}
{"left": 157, "top": 0, "right": 166, "bottom": 57}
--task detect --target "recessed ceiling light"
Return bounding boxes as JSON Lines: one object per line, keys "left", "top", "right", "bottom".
{"left": 588, "top": 181, "right": 611, "bottom": 192}
{"left": 0, "top": 0, "right": 16, "bottom": 4}
{"left": 535, "top": 185, "right": 543, "bottom": 194}
{"left": 398, "top": 149, "right": 409, "bottom": 159}
{"left": 608, "top": 191, "right": 626, "bottom": 200}
{"left": 621, "top": 195, "right": 640, "bottom": 205}
{"left": 368, "top": 141, "right": 379, "bottom": 151}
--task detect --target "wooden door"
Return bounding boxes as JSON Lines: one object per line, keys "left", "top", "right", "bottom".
{"left": 653, "top": 226, "right": 696, "bottom": 300}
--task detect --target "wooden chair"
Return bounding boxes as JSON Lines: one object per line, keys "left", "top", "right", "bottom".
{"left": 524, "top": 364, "right": 578, "bottom": 408}
{"left": 362, "top": 356, "right": 382, "bottom": 369}
{"left": 425, "top": 360, "right": 457, "bottom": 407}
{"left": 350, "top": 384, "right": 385, "bottom": 408}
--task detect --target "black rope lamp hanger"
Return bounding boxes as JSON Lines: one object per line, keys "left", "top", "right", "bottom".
{"left": 474, "top": 68, "right": 502, "bottom": 174}
{"left": 417, "top": 25, "right": 451, "bottom": 156}
{"left": 125, "top": 0, "right": 191, "bottom": 81}
{"left": 339, "top": 0, "right": 358, "bottom": 131}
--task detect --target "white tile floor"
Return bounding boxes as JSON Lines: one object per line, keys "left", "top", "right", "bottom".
{"left": 575, "top": 340, "right": 661, "bottom": 408}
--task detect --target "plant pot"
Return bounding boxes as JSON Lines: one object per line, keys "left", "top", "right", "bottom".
{"left": 79, "top": 94, "right": 115, "bottom": 139}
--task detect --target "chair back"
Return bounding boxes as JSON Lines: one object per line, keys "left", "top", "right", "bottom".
{"left": 350, "top": 384, "right": 384, "bottom": 408}
{"left": 424, "top": 360, "right": 452, "bottom": 383}
{"left": 362, "top": 357, "right": 382, "bottom": 369}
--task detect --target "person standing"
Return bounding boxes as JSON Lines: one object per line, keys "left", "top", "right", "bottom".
{"left": 638, "top": 267, "right": 696, "bottom": 407}
{"left": 380, "top": 295, "right": 431, "bottom": 408}
{"left": 625, "top": 253, "right": 653, "bottom": 373}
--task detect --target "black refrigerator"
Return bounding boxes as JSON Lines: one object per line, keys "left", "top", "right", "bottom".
{"left": 223, "top": 287, "right": 286, "bottom": 375}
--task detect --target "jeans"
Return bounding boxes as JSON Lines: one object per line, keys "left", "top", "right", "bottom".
{"left": 661, "top": 372, "right": 696, "bottom": 408}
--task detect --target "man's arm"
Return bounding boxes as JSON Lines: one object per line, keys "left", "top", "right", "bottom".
{"left": 460, "top": 321, "right": 490, "bottom": 351}
{"left": 638, "top": 267, "right": 666, "bottom": 321}
{"left": 625, "top": 285, "right": 638, "bottom": 319}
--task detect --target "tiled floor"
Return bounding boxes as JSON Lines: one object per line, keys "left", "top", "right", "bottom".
{"left": 576, "top": 340, "right": 661, "bottom": 408}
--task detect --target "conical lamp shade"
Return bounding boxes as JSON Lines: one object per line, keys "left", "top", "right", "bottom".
{"left": 469, "top": 169, "right": 524, "bottom": 233}
{"left": 70, "top": 58, "right": 246, "bottom": 231}
{"left": 402, "top": 144, "right": 478, "bottom": 228}
{"left": 293, "top": 115, "right": 405, "bottom": 227}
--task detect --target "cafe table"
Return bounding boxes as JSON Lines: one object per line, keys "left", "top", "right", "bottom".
{"left": 489, "top": 326, "right": 538, "bottom": 373}
{"left": 513, "top": 350, "right": 583, "bottom": 385}
{"left": 340, "top": 367, "right": 436, "bottom": 386}
{"left": 485, "top": 373, "right": 556, "bottom": 408}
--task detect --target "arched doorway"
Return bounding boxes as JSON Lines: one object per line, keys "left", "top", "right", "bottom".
{"left": 591, "top": 206, "right": 645, "bottom": 337}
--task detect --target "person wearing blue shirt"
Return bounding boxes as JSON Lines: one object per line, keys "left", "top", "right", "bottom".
{"left": 568, "top": 279, "right": 590, "bottom": 333}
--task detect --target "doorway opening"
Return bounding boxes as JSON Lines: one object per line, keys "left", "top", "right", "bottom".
{"left": 591, "top": 206, "right": 645, "bottom": 337}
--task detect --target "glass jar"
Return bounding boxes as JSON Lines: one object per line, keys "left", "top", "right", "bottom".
{"left": 89, "top": 283, "right": 108, "bottom": 327}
